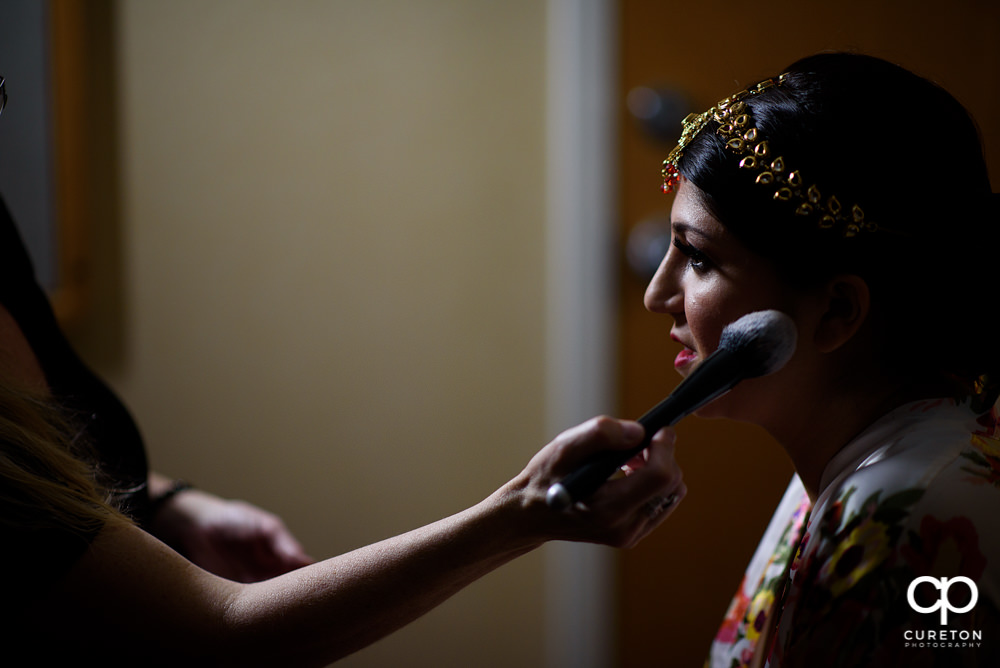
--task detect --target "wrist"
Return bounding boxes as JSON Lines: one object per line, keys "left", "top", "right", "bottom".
{"left": 484, "top": 477, "right": 551, "bottom": 551}
{"left": 150, "top": 479, "right": 194, "bottom": 516}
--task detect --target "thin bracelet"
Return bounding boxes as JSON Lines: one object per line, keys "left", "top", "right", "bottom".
{"left": 150, "top": 479, "right": 194, "bottom": 515}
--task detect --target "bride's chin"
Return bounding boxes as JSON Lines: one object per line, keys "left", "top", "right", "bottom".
{"left": 694, "top": 387, "right": 762, "bottom": 423}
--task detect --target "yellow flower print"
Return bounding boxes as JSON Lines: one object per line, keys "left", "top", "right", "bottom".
{"left": 744, "top": 588, "right": 776, "bottom": 642}
{"left": 971, "top": 433, "right": 1000, "bottom": 458}
{"left": 818, "top": 518, "right": 892, "bottom": 599}
{"left": 963, "top": 435, "right": 1000, "bottom": 488}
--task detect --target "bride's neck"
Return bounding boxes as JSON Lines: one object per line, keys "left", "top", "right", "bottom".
{"left": 767, "top": 371, "right": 951, "bottom": 502}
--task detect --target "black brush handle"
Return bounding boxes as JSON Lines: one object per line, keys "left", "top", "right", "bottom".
{"left": 545, "top": 347, "right": 741, "bottom": 510}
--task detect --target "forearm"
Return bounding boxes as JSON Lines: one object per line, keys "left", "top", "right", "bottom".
{"left": 226, "top": 483, "right": 539, "bottom": 665}
{"left": 59, "top": 479, "right": 542, "bottom": 666}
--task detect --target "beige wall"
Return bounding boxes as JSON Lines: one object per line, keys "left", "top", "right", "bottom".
{"left": 75, "top": 1, "right": 549, "bottom": 665}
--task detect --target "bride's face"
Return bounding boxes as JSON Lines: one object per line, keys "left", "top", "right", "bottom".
{"left": 644, "top": 179, "right": 810, "bottom": 421}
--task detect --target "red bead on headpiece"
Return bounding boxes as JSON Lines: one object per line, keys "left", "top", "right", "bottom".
{"left": 660, "top": 78, "right": 778, "bottom": 196}
{"left": 661, "top": 163, "right": 681, "bottom": 194}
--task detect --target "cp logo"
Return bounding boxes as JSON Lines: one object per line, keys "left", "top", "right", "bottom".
{"left": 907, "top": 576, "right": 978, "bottom": 624}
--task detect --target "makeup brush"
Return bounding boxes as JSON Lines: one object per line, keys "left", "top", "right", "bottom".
{"left": 546, "top": 309, "right": 798, "bottom": 510}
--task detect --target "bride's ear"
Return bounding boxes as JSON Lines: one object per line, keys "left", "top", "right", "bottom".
{"left": 814, "top": 274, "right": 870, "bottom": 353}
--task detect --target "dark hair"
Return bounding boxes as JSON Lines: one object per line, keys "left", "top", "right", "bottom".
{"left": 678, "top": 52, "right": 999, "bottom": 394}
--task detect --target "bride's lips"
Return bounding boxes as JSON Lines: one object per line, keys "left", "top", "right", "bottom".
{"left": 674, "top": 348, "right": 698, "bottom": 368}
{"left": 671, "top": 333, "right": 697, "bottom": 369}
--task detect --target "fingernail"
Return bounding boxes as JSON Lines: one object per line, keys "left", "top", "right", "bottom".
{"left": 655, "top": 427, "right": 676, "bottom": 445}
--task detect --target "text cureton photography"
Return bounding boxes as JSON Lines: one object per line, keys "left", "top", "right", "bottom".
{"left": 904, "top": 577, "right": 984, "bottom": 650}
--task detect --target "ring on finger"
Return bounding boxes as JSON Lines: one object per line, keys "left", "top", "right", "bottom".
{"left": 642, "top": 492, "right": 679, "bottom": 519}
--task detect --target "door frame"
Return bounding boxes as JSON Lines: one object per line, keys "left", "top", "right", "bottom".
{"left": 544, "top": 1, "right": 618, "bottom": 667}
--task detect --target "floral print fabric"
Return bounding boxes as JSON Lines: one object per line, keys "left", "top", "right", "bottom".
{"left": 707, "top": 477, "right": 811, "bottom": 667}
{"left": 708, "top": 398, "right": 1000, "bottom": 667}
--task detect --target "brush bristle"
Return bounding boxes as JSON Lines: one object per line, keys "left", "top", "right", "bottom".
{"left": 718, "top": 310, "right": 797, "bottom": 378}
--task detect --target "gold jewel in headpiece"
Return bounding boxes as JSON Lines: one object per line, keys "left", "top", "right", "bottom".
{"left": 661, "top": 74, "right": 877, "bottom": 238}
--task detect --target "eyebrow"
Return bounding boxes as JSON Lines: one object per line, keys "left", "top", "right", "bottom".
{"left": 671, "top": 221, "right": 714, "bottom": 245}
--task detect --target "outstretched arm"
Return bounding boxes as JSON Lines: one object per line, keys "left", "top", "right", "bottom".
{"left": 37, "top": 418, "right": 684, "bottom": 666}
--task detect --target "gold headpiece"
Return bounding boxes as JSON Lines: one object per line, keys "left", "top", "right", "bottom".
{"left": 661, "top": 74, "right": 877, "bottom": 238}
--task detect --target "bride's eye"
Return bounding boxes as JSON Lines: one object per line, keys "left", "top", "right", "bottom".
{"left": 672, "top": 238, "right": 711, "bottom": 272}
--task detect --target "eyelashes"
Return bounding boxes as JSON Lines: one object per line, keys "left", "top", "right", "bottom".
{"left": 672, "top": 238, "right": 711, "bottom": 272}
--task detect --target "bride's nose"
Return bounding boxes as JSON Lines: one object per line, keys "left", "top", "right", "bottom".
{"left": 643, "top": 247, "right": 682, "bottom": 316}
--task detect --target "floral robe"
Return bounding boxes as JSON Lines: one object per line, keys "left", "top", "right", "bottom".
{"left": 707, "top": 398, "right": 1000, "bottom": 667}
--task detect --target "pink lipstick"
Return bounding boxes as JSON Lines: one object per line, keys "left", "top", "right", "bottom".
{"left": 674, "top": 348, "right": 697, "bottom": 368}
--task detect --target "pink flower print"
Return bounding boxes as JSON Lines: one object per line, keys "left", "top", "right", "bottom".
{"left": 974, "top": 407, "right": 999, "bottom": 436}
{"left": 901, "top": 515, "right": 986, "bottom": 581}
{"left": 822, "top": 500, "right": 844, "bottom": 536}
{"left": 716, "top": 576, "right": 751, "bottom": 644}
